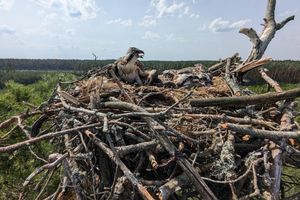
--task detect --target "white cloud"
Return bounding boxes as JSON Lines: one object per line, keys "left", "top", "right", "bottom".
{"left": 0, "top": 25, "right": 16, "bottom": 36}
{"left": 190, "top": 13, "right": 200, "bottom": 19}
{"left": 209, "top": 17, "right": 250, "bottom": 32}
{"left": 142, "top": 31, "right": 160, "bottom": 40}
{"left": 183, "top": 6, "right": 189, "bottom": 15}
{"left": 165, "top": 33, "right": 174, "bottom": 41}
{"left": 107, "top": 18, "right": 133, "bottom": 27}
{"left": 164, "top": 33, "right": 186, "bottom": 43}
{"left": 150, "top": 0, "right": 186, "bottom": 18}
{"left": 139, "top": 15, "right": 157, "bottom": 27}
{"left": 230, "top": 20, "right": 250, "bottom": 29}
{"left": 33, "top": 0, "right": 97, "bottom": 20}
{"left": 42, "top": 13, "right": 58, "bottom": 24}
{"left": 50, "top": 33, "right": 63, "bottom": 39}
{"left": 66, "top": 29, "right": 75, "bottom": 36}
{"left": 45, "top": 13, "right": 58, "bottom": 20}
{"left": 0, "top": 0, "right": 14, "bottom": 10}
{"left": 14, "top": 38, "right": 25, "bottom": 46}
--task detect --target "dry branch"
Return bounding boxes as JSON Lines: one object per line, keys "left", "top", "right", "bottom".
{"left": 0, "top": 123, "right": 101, "bottom": 153}
{"left": 233, "top": 57, "right": 272, "bottom": 73}
{"left": 190, "top": 87, "right": 300, "bottom": 107}
{"left": 237, "top": 0, "right": 295, "bottom": 82}
{"left": 224, "top": 58, "right": 241, "bottom": 96}
{"left": 86, "top": 131, "right": 155, "bottom": 200}
{"left": 172, "top": 113, "right": 277, "bottom": 129}
{"left": 1, "top": 61, "right": 299, "bottom": 199}
{"left": 222, "top": 123, "right": 299, "bottom": 140}
{"left": 157, "top": 173, "right": 190, "bottom": 200}
{"left": 101, "top": 97, "right": 218, "bottom": 199}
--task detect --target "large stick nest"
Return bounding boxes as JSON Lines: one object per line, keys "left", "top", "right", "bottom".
{"left": 0, "top": 57, "right": 300, "bottom": 200}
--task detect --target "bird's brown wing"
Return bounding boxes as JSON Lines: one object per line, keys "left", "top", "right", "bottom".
{"left": 115, "top": 56, "right": 127, "bottom": 65}
{"left": 135, "top": 60, "right": 144, "bottom": 70}
{"left": 136, "top": 60, "right": 147, "bottom": 78}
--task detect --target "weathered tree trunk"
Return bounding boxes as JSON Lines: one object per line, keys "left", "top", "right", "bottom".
{"left": 239, "top": 0, "right": 294, "bottom": 63}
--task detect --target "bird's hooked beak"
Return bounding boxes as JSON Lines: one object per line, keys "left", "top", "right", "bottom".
{"left": 126, "top": 47, "right": 145, "bottom": 60}
{"left": 137, "top": 50, "right": 144, "bottom": 58}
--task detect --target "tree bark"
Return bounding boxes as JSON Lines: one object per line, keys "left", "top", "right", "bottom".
{"left": 157, "top": 173, "right": 190, "bottom": 200}
{"left": 222, "top": 123, "right": 299, "bottom": 140}
{"left": 87, "top": 132, "right": 155, "bottom": 200}
{"left": 237, "top": 0, "right": 295, "bottom": 82}
{"left": 190, "top": 87, "right": 300, "bottom": 107}
{"left": 100, "top": 101, "right": 218, "bottom": 200}
{"left": 224, "top": 58, "right": 241, "bottom": 96}
{"left": 240, "top": 0, "right": 294, "bottom": 63}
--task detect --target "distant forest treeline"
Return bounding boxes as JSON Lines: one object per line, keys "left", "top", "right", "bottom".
{"left": 244, "top": 60, "right": 300, "bottom": 84}
{"left": 0, "top": 58, "right": 216, "bottom": 72}
{"left": 0, "top": 58, "right": 299, "bottom": 84}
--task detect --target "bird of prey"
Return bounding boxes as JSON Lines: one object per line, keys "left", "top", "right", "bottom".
{"left": 161, "top": 64, "right": 212, "bottom": 88}
{"left": 114, "top": 47, "right": 146, "bottom": 86}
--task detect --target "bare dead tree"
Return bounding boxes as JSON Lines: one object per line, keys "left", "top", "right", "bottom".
{"left": 236, "top": 1, "right": 296, "bottom": 199}
{"left": 239, "top": 0, "right": 295, "bottom": 63}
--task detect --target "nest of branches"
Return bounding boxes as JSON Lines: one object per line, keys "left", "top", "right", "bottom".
{"left": 1, "top": 54, "right": 300, "bottom": 200}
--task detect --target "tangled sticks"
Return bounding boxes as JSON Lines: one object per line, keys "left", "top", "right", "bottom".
{"left": 1, "top": 57, "right": 300, "bottom": 200}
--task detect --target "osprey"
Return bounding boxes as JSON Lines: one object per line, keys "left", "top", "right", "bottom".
{"left": 114, "top": 47, "right": 146, "bottom": 86}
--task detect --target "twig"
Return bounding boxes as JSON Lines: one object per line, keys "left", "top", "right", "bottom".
{"left": 86, "top": 131, "right": 155, "bottom": 200}
{"left": 57, "top": 85, "right": 106, "bottom": 119}
{"left": 201, "top": 162, "right": 253, "bottom": 184}
{"left": 221, "top": 123, "right": 300, "bottom": 140}
{"left": 23, "top": 153, "right": 68, "bottom": 187}
{"left": 110, "top": 120, "right": 151, "bottom": 141}
{"left": 190, "top": 87, "right": 300, "bottom": 107}
{"left": 259, "top": 68, "right": 283, "bottom": 93}
{"left": 116, "top": 140, "right": 158, "bottom": 157}
{"left": 240, "top": 164, "right": 261, "bottom": 199}
{"left": 172, "top": 113, "right": 278, "bottom": 130}
{"left": 107, "top": 165, "right": 120, "bottom": 200}
{"left": 34, "top": 169, "right": 55, "bottom": 200}
{"left": 0, "top": 125, "right": 17, "bottom": 140}
{"left": 224, "top": 58, "right": 241, "bottom": 96}
{"left": 109, "top": 91, "right": 192, "bottom": 119}
{"left": 28, "top": 146, "right": 48, "bottom": 164}
{"left": 109, "top": 68, "right": 135, "bottom": 104}
{"left": 0, "top": 123, "right": 101, "bottom": 153}
{"left": 101, "top": 99, "right": 218, "bottom": 200}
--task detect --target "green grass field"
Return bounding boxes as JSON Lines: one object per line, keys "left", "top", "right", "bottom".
{"left": 246, "top": 83, "right": 300, "bottom": 123}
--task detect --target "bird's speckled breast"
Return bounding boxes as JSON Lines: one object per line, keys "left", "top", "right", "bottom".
{"left": 118, "top": 61, "right": 139, "bottom": 83}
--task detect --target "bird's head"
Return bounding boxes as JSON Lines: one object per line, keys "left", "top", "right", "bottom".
{"left": 126, "top": 47, "right": 144, "bottom": 59}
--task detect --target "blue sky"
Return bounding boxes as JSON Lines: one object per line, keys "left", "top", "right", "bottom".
{"left": 0, "top": 0, "right": 299, "bottom": 60}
